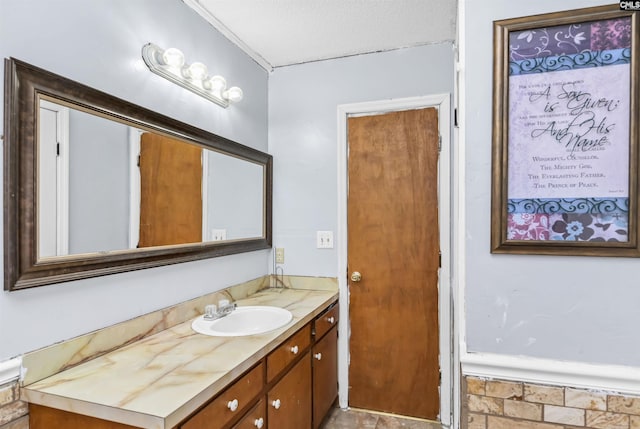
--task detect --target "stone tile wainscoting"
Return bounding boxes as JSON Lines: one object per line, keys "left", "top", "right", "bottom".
{"left": 464, "top": 376, "right": 640, "bottom": 429}
{"left": 0, "top": 380, "right": 27, "bottom": 429}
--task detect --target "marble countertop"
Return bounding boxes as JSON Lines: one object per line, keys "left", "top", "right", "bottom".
{"left": 21, "top": 287, "right": 338, "bottom": 429}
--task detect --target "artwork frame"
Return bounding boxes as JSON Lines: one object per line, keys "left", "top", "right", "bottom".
{"left": 491, "top": 4, "right": 640, "bottom": 256}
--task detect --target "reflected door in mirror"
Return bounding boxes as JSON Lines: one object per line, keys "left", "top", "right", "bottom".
{"left": 139, "top": 133, "right": 203, "bottom": 247}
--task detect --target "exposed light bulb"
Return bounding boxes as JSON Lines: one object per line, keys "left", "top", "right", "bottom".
{"left": 161, "top": 48, "right": 185, "bottom": 68}
{"left": 184, "top": 62, "right": 208, "bottom": 81}
{"left": 204, "top": 75, "right": 227, "bottom": 92}
{"left": 223, "top": 86, "right": 243, "bottom": 103}
{"left": 142, "top": 43, "right": 244, "bottom": 107}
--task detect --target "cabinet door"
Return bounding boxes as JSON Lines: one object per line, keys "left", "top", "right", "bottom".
{"left": 232, "top": 400, "right": 266, "bottom": 429}
{"left": 312, "top": 327, "right": 338, "bottom": 429}
{"left": 268, "top": 353, "right": 312, "bottom": 429}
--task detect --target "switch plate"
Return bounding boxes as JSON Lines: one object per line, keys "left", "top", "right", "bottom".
{"left": 211, "top": 229, "right": 227, "bottom": 241}
{"left": 275, "top": 247, "right": 285, "bottom": 264}
{"left": 316, "top": 231, "right": 334, "bottom": 249}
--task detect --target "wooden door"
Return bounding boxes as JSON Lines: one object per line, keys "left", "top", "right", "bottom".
{"left": 139, "top": 133, "right": 202, "bottom": 247}
{"left": 347, "top": 108, "right": 440, "bottom": 419}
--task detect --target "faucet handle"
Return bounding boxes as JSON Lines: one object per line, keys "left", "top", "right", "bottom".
{"left": 218, "top": 299, "right": 230, "bottom": 307}
{"left": 204, "top": 304, "right": 217, "bottom": 320}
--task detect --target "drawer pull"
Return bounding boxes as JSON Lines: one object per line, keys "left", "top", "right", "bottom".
{"left": 227, "top": 399, "right": 239, "bottom": 412}
{"left": 314, "top": 352, "right": 322, "bottom": 360}
{"left": 272, "top": 399, "right": 281, "bottom": 409}
{"left": 254, "top": 417, "right": 264, "bottom": 428}
{"left": 290, "top": 345, "right": 299, "bottom": 354}
{"left": 326, "top": 316, "right": 335, "bottom": 324}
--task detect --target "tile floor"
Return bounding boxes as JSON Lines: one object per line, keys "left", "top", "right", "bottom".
{"left": 320, "top": 407, "right": 443, "bottom": 429}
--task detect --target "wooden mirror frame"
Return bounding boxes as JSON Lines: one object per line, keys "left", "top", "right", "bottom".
{"left": 3, "top": 58, "right": 272, "bottom": 291}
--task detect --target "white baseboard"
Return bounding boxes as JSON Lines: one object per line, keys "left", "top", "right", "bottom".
{"left": 461, "top": 352, "right": 640, "bottom": 396}
{"left": 0, "top": 356, "right": 22, "bottom": 385}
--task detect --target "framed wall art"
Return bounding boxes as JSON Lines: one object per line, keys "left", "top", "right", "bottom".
{"left": 491, "top": 4, "right": 640, "bottom": 256}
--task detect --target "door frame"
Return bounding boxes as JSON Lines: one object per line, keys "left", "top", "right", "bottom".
{"left": 39, "top": 99, "right": 70, "bottom": 257}
{"left": 337, "top": 94, "right": 454, "bottom": 426}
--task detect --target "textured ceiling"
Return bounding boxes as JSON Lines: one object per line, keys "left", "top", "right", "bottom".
{"left": 183, "top": 0, "right": 457, "bottom": 70}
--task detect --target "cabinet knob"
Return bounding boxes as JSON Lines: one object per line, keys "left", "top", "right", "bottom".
{"left": 290, "top": 345, "right": 299, "bottom": 354}
{"left": 227, "top": 398, "right": 239, "bottom": 412}
{"left": 314, "top": 352, "right": 322, "bottom": 360}
{"left": 271, "top": 399, "right": 281, "bottom": 409}
{"left": 254, "top": 417, "right": 264, "bottom": 428}
{"left": 326, "top": 316, "right": 335, "bottom": 324}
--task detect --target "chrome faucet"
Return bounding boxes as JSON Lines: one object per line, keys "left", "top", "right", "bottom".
{"left": 203, "top": 299, "right": 237, "bottom": 320}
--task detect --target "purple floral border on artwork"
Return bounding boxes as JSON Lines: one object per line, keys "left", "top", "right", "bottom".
{"left": 509, "top": 17, "right": 631, "bottom": 61}
{"left": 507, "top": 213, "right": 628, "bottom": 242}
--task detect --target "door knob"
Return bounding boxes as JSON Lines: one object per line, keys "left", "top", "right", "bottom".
{"left": 350, "top": 271, "right": 362, "bottom": 282}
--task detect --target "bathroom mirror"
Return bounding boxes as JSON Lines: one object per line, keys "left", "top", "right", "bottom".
{"left": 4, "top": 58, "right": 272, "bottom": 291}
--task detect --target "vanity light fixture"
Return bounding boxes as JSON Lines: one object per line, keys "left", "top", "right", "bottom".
{"left": 141, "top": 43, "right": 243, "bottom": 108}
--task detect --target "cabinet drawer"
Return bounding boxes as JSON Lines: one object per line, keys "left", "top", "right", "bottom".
{"left": 232, "top": 400, "right": 266, "bottom": 429}
{"left": 267, "top": 324, "right": 311, "bottom": 382}
{"left": 182, "top": 362, "right": 264, "bottom": 429}
{"left": 314, "top": 303, "right": 339, "bottom": 340}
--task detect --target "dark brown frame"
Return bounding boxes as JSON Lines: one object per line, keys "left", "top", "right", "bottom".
{"left": 491, "top": 4, "right": 640, "bottom": 256}
{"left": 4, "top": 58, "right": 273, "bottom": 291}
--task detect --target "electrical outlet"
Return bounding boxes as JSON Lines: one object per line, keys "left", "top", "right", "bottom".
{"left": 275, "top": 247, "right": 285, "bottom": 264}
{"left": 211, "top": 229, "right": 227, "bottom": 241}
{"left": 316, "top": 231, "right": 334, "bottom": 249}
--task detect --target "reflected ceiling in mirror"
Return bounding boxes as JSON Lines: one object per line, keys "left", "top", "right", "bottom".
{"left": 4, "top": 58, "right": 272, "bottom": 291}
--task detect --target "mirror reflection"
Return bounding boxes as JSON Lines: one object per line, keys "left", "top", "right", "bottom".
{"left": 38, "top": 98, "right": 265, "bottom": 259}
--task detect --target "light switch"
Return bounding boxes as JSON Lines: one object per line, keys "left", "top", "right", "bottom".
{"left": 316, "top": 231, "right": 334, "bottom": 249}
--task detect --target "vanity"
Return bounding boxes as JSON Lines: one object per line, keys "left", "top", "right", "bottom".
{"left": 4, "top": 57, "right": 340, "bottom": 428}
{"left": 22, "top": 287, "right": 339, "bottom": 429}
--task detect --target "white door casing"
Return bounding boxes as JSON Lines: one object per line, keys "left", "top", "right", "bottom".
{"left": 337, "top": 94, "right": 454, "bottom": 426}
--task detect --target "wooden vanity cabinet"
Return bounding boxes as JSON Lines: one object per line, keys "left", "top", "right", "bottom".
{"left": 30, "top": 404, "right": 139, "bottom": 429}
{"left": 28, "top": 300, "right": 339, "bottom": 429}
{"left": 312, "top": 303, "right": 339, "bottom": 429}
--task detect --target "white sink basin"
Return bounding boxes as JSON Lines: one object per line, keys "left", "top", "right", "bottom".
{"left": 191, "top": 306, "right": 293, "bottom": 337}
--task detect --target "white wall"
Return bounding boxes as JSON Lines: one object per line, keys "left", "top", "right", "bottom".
{"left": 269, "top": 43, "right": 455, "bottom": 277}
{"left": 0, "top": 0, "right": 269, "bottom": 361}
{"left": 463, "top": 0, "right": 640, "bottom": 367}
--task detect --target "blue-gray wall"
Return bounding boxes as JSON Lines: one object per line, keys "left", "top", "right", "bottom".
{"left": 464, "top": 0, "right": 640, "bottom": 367}
{"left": 0, "top": 0, "right": 269, "bottom": 360}
{"left": 68, "top": 109, "right": 130, "bottom": 254}
{"left": 269, "top": 43, "right": 455, "bottom": 277}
